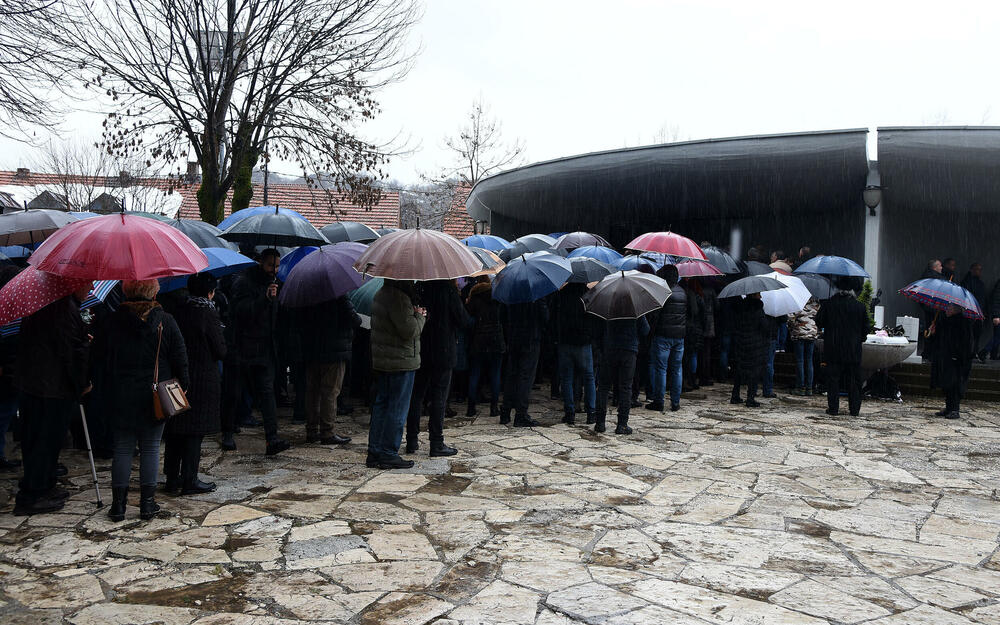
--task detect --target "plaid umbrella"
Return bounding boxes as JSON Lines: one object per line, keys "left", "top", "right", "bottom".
{"left": 900, "top": 278, "right": 984, "bottom": 320}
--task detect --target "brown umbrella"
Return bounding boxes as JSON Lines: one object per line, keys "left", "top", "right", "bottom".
{"left": 353, "top": 228, "right": 483, "bottom": 280}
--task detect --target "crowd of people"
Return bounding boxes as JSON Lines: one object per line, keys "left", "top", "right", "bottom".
{"left": 0, "top": 242, "right": 989, "bottom": 518}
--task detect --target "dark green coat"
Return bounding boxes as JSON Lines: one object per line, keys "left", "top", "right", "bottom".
{"left": 371, "top": 282, "right": 425, "bottom": 372}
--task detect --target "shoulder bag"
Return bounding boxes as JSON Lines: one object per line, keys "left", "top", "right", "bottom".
{"left": 152, "top": 323, "right": 190, "bottom": 420}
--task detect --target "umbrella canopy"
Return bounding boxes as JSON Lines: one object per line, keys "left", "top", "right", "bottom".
{"left": 354, "top": 228, "right": 482, "bottom": 281}
{"left": 29, "top": 213, "right": 209, "bottom": 280}
{"left": 69, "top": 211, "right": 102, "bottom": 220}
{"left": 900, "top": 278, "right": 984, "bottom": 319}
{"left": 0, "top": 267, "right": 92, "bottom": 325}
{"left": 277, "top": 246, "right": 319, "bottom": 282}
{"left": 567, "top": 245, "right": 623, "bottom": 264}
{"left": 0, "top": 277, "right": 117, "bottom": 335}
{"left": 348, "top": 276, "right": 383, "bottom": 316}
{"left": 677, "top": 259, "right": 724, "bottom": 278}
{"left": 321, "top": 221, "right": 380, "bottom": 244}
{"left": 744, "top": 260, "right": 775, "bottom": 276}
{"left": 166, "top": 218, "right": 234, "bottom": 249}
{"left": 625, "top": 231, "right": 706, "bottom": 260}
{"left": 583, "top": 270, "right": 671, "bottom": 320}
{"left": 0, "top": 209, "right": 78, "bottom": 246}
{"left": 719, "top": 276, "right": 787, "bottom": 299}
{"left": 500, "top": 234, "right": 557, "bottom": 260}
{"left": 0, "top": 245, "right": 31, "bottom": 259}
{"left": 221, "top": 208, "right": 329, "bottom": 248}
{"left": 491, "top": 251, "right": 572, "bottom": 304}
{"left": 375, "top": 227, "right": 401, "bottom": 236}
{"left": 218, "top": 205, "right": 307, "bottom": 231}
{"left": 795, "top": 255, "right": 869, "bottom": 278}
{"left": 462, "top": 234, "right": 512, "bottom": 252}
{"left": 701, "top": 245, "right": 740, "bottom": 274}
{"left": 158, "top": 247, "right": 256, "bottom": 292}
{"left": 616, "top": 254, "right": 665, "bottom": 272}
{"left": 280, "top": 243, "right": 368, "bottom": 307}
{"left": 553, "top": 231, "right": 612, "bottom": 251}
{"left": 124, "top": 210, "right": 172, "bottom": 222}
{"left": 467, "top": 247, "right": 505, "bottom": 276}
{"left": 795, "top": 273, "right": 834, "bottom": 300}
{"left": 567, "top": 256, "right": 617, "bottom": 284}
{"left": 760, "top": 272, "right": 812, "bottom": 317}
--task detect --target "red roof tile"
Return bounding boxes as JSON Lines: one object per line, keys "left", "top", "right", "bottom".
{"left": 442, "top": 185, "right": 477, "bottom": 238}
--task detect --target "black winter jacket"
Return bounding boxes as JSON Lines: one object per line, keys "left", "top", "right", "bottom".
{"left": 554, "top": 283, "right": 595, "bottom": 346}
{"left": 502, "top": 300, "right": 548, "bottom": 346}
{"left": 467, "top": 282, "right": 505, "bottom": 354}
{"left": 991, "top": 280, "right": 1000, "bottom": 319}
{"left": 601, "top": 316, "right": 650, "bottom": 353}
{"left": 17, "top": 295, "right": 89, "bottom": 400}
{"left": 417, "top": 281, "right": 470, "bottom": 370}
{"left": 930, "top": 313, "right": 974, "bottom": 390}
{"left": 650, "top": 285, "right": 687, "bottom": 339}
{"left": 684, "top": 287, "right": 707, "bottom": 351}
{"left": 231, "top": 265, "right": 278, "bottom": 365}
{"left": 732, "top": 298, "right": 770, "bottom": 375}
{"left": 960, "top": 273, "right": 987, "bottom": 315}
{"left": 816, "top": 293, "right": 869, "bottom": 365}
{"left": 305, "top": 296, "right": 362, "bottom": 364}
{"left": 168, "top": 297, "right": 225, "bottom": 436}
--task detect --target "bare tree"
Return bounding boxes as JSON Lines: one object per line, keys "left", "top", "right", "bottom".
{"left": 43, "top": 0, "right": 418, "bottom": 224}
{"left": 0, "top": 0, "right": 61, "bottom": 139}
{"left": 652, "top": 123, "right": 686, "bottom": 144}
{"left": 437, "top": 96, "right": 525, "bottom": 188}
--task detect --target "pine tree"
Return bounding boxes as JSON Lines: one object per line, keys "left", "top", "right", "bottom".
{"left": 857, "top": 280, "right": 875, "bottom": 330}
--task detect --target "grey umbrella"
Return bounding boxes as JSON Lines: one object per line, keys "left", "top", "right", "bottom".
{"left": 321, "top": 221, "right": 380, "bottom": 243}
{"left": 744, "top": 260, "right": 775, "bottom": 276}
{"left": 166, "top": 218, "right": 235, "bottom": 249}
{"left": 795, "top": 273, "right": 834, "bottom": 300}
{"left": 583, "top": 270, "right": 671, "bottom": 320}
{"left": 718, "top": 276, "right": 787, "bottom": 299}
{"left": 0, "top": 209, "right": 77, "bottom": 246}
{"left": 702, "top": 245, "right": 741, "bottom": 274}
{"left": 567, "top": 256, "right": 617, "bottom": 284}
{"left": 221, "top": 208, "right": 329, "bottom": 248}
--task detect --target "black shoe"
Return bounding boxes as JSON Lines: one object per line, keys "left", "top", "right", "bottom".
{"left": 265, "top": 438, "right": 290, "bottom": 456}
{"left": 45, "top": 486, "right": 70, "bottom": 501}
{"left": 762, "top": 393, "right": 777, "bottom": 399}
{"left": 404, "top": 440, "right": 419, "bottom": 454}
{"left": 446, "top": 406, "right": 457, "bottom": 418}
{"left": 944, "top": 410, "right": 960, "bottom": 420}
{"left": 337, "top": 405, "right": 354, "bottom": 416}
{"left": 585, "top": 413, "right": 596, "bottom": 425}
{"left": 181, "top": 479, "right": 217, "bottom": 495}
{"left": 0, "top": 457, "right": 20, "bottom": 471}
{"left": 977, "top": 350, "right": 988, "bottom": 364}
{"left": 499, "top": 415, "right": 511, "bottom": 425}
{"left": 594, "top": 419, "right": 606, "bottom": 433}
{"left": 644, "top": 402, "right": 664, "bottom": 411}
{"left": 306, "top": 433, "right": 321, "bottom": 443}
{"left": 825, "top": 408, "right": 839, "bottom": 416}
{"left": 630, "top": 399, "right": 642, "bottom": 408}
{"left": 56, "top": 463, "right": 68, "bottom": 477}
{"left": 321, "top": 434, "right": 351, "bottom": 445}
{"left": 745, "top": 399, "right": 761, "bottom": 408}
{"left": 670, "top": 403, "right": 680, "bottom": 412}
{"left": 108, "top": 487, "right": 127, "bottom": 521}
{"left": 466, "top": 403, "right": 478, "bottom": 418}
{"left": 13, "top": 496, "right": 65, "bottom": 516}
{"left": 239, "top": 418, "right": 263, "bottom": 428}
{"left": 377, "top": 456, "right": 415, "bottom": 470}
{"left": 561, "top": 411, "right": 575, "bottom": 425}
{"left": 615, "top": 424, "right": 633, "bottom": 435}
{"left": 934, "top": 408, "right": 950, "bottom": 417}
{"left": 489, "top": 403, "right": 500, "bottom": 417}
{"left": 513, "top": 416, "right": 538, "bottom": 428}
{"left": 139, "top": 485, "right": 160, "bottom": 521}
{"left": 730, "top": 396, "right": 743, "bottom": 405}
{"left": 219, "top": 433, "right": 236, "bottom": 451}
{"left": 163, "top": 477, "right": 181, "bottom": 495}
{"left": 430, "top": 443, "right": 458, "bottom": 457}
{"left": 365, "top": 453, "right": 378, "bottom": 468}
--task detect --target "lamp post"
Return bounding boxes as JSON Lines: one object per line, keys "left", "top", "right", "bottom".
{"left": 863, "top": 185, "right": 882, "bottom": 217}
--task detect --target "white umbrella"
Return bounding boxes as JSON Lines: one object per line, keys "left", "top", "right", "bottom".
{"left": 760, "top": 271, "right": 811, "bottom": 316}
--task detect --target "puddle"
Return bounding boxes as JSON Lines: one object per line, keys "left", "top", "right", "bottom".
{"left": 429, "top": 560, "right": 498, "bottom": 601}
{"left": 119, "top": 573, "right": 249, "bottom": 612}
{"left": 420, "top": 475, "right": 472, "bottom": 496}
{"left": 222, "top": 536, "right": 257, "bottom": 552}
{"left": 344, "top": 492, "right": 403, "bottom": 505}
{"left": 266, "top": 492, "right": 322, "bottom": 502}
{"left": 785, "top": 518, "right": 832, "bottom": 538}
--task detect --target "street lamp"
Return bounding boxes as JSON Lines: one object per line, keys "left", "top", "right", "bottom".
{"left": 863, "top": 185, "right": 882, "bottom": 216}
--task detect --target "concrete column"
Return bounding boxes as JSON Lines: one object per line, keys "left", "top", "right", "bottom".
{"left": 863, "top": 204, "right": 881, "bottom": 291}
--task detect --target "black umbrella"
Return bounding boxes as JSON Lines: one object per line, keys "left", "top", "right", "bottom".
{"left": 552, "top": 231, "right": 612, "bottom": 251}
{"left": 0, "top": 209, "right": 77, "bottom": 246}
{"left": 166, "top": 218, "right": 235, "bottom": 249}
{"left": 718, "top": 276, "right": 787, "bottom": 299}
{"left": 567, "top": 256, "right": 616, "bottom": 284}
{"left": 221, "top": 208, "right": 328, "bottom": 248}
{"left": 583, "top": 270, "right": 671, "bottom": 320}
{"left": 794, "top": 273, "right": 833, "bottom": 300}
{"left": 322, "top": 221, "right": 380, "bottom": 243}
{"left": 701, "top": 245, "right": 740, "bottom": 274}
{"left": 744, "top": 260, "right": 775, "bottom": 276}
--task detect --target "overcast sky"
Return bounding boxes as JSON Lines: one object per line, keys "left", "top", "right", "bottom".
{"left": 5, "top": 0, "right": 1000, "bottom": 183}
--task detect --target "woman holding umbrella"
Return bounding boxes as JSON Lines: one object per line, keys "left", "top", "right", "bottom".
{"left": 926, "top": 304, "right": 974, "bottom": 419}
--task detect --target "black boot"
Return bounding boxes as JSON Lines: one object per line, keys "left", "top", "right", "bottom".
{"left": 404, "top": 439, "right": 419, "bottom": 454}
{"left": 108, "top": 487, "right": 128, "bottom": 522}
{"left": 466, "top": 401, "right": 478, "bottom": 418}
{"left": 615, "top": 419, "right": 632, "bottom": 435}
{"left": 430, "top": 441, "right": 458, "bottom": 457}
{"left": 513, "top": 414, "right": 538, "bottom": 427}
{"left": 219, "top": 432, "right": 236, "bottom": 451}
{"left": 934, "top": 408, "right": 951, "bottom": 417}
{"left": 163, "top": 476, "right": 181, "bottom": 495}
{"left": 594, "top": 415, "right": 606, "bottom": 433}
{"left": 586, "top": 412, "right": 596, "bottom": 424}
{"left": 561, "top": 409, "right": 575, "bottom": 425}
{"left": 139, "top": 485, "right": 160, "bottom": 521}
{"left": 181, "top": 478, "right": 217, "bottom": 495}
{"left": 490, "top": 402, "right": 500, "bottom": 417}
{"left": 499, "top": 408, "right": 511, "bottom": 425}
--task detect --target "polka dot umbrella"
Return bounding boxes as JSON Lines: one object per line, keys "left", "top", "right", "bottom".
{"left": 0, "top": 267, "right": 92, "bottom": 325}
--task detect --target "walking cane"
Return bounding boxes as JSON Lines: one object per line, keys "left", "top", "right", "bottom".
{"left": 78, "top": 404, "right": 103, "bottom": 508}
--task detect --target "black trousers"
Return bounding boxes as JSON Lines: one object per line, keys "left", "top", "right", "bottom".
{"left": 17, "top": 394, "right": 73, "bottom": 504}
{"left": 407, "top": 366, "right": 451, "bottom": 444}
{"left": 731, "top": 369, "right": 760, "bottom": 401}
{"left": 163, "top": 434, "right": 204, "bottom": 483}
{"left": 221, "top": 356, "right": 241, "bottom": 435}
{"left": 826, "top": 361, "right": 862, "bottom": 416}
{"left": 503, "top": 343, "right": 541, "bottom": 418}
{"left": 597, "top": 348, "right": 637, "bottom": 425}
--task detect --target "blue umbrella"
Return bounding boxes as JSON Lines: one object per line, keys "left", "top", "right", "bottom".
{"left": 218, "top": 205, "right": 308, "bottom": 231}
{"left": 0, "top": 245, "right": 31, "bottom": 259}
{"left": 795, "top": 255, "right": 869, "bottom": 278}
{"left": 280, "top": 243, "right": 367, "bottom": 308}
{"left": 548, "top": 232, "right": 569, "bottom": 239}
{"left": 462, "top": 234, "right": 512, "bottom": 252}
{"left": 491, "top": 251, "right": 572, "bottom": 304}
{"left": 348, "top": 277, "right": 383, "bottom": 316}
{"left": 158, "top": 247, "right": 255, "bottom": 293}
{"left": 900, "top": 278, "right": 984, "bottom": 320}
{"left": 277, "top": 246, "right": 318, "bottom": 282}
{"left": 616, "top": 253, "right": 668, "bottom": 272}
{"left": 567, "top": 245, "right": 623, "bottom": 264}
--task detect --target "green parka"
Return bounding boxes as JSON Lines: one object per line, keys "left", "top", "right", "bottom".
{"left": 371, "top": 281, "right": 426, "bottom": 372}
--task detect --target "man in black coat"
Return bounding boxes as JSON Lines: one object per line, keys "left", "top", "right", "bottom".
{"left": 406, "top": 280, "right": 470, "bottom": 455}
{"left": 730, "top": 296, "right": 770, "bottom": 407}
{"left": 647, "top": 265, "right": 687, "bottom": 412}
{"left": 500, "top": 299, "right": 548, "bottom": 427}
{"left": 815, "top": 277, "right": 869, "bottom": 416}
{"left": 230, "top": 249, "right": 289, "bottom": 455}
{"left": 595, "top": 315, "right": 650, "bottom": 435}
{"left": 960, "top": 263, "right": 987, "bottom": 361}
{"left": 928, "top": 304, "right": 974, "bottom": 418}
{"left": 304, "top": 295, "right": 361, "bottom": 446}
{"left": 553, "top": 282, "right": 597, "bottom": 425}
{"left": 14, "top": 288, "right": 93, "bottom": 515}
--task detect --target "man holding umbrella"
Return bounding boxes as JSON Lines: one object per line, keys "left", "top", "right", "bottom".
{"left": 815, "top": 277, "right": 869, "bottom": 417}
{"left": 231, "top": 249, "right": 290, "bottom": 455}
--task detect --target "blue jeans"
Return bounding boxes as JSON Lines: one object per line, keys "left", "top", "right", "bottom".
{"left": 776, "top": 323, "right": 789, "bottom": 351}
{"left": 688, "top": 350, "right": 698, "bottom": 375}
{"left": 794, "top": 340, "right": 815, "bottom": 389}
{"left": 763, "top": 339, "right": 777, "bottom": 395}
{"left": 369, "top": 371, "right": 415, "bottom": 461}
{"left": 649, "top": 336, "right": 684, "bottom": 406}
{"left": 112, "top": 420, "right": 165, "bottom": 489}
{"left": 468, "top": 352, "right": 503, "bottom": 406}
{"left": 558, "top": 344, "right": 596, "bottom": 414}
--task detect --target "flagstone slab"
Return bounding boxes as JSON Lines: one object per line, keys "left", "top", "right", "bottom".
{"left": 769, "top": 579, "right": 891, "bottom": 623}
{"left": 448, "top": 580, "right": 540, "bottom": 625}
{"left": 67, "top": 603, "right": 199, "bottom": 625}
{"left": 201, "top": 504, "right": 269, "bottom": 526}
{"left": 11, "top": 532, "right": 110, "bottom": 567}
{"left": 545, "top": 582, "right": 648, "bottom": 620}
{"left": 6, "top": 573, "right": 104, "bottom": 609}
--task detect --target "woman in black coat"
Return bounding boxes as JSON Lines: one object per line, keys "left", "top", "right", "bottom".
{"left": 730, "top": 295, "right": 769, "bottom": 407}
{"left": 92, "top": 279, "right": 189, "bottom": 522}
{"left": 928, "top": 304, "right": 974, "bottom": 418}
{"left": 164, "top": 273, "right": 226, "bottom": 495}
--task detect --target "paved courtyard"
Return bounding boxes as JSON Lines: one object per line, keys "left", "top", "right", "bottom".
{"left": 2, "top": 386, "right": 1000, "bottom": 624}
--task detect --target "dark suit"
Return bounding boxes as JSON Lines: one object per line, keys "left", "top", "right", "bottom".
{"left": 816, "top": 293, "right": 869, "bottom": 416}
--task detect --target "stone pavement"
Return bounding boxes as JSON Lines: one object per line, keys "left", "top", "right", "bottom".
{"left": 2, "top": 386, "right": 1000, "bottom": 624}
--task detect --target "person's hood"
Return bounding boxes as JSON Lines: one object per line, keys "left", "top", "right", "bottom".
{"left": 119, "top": 299, "right": 161, "bottom": 321}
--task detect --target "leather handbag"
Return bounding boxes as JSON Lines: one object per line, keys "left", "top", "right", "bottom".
{"left": 152, "top": 323, "right": 190, "bottom": 420}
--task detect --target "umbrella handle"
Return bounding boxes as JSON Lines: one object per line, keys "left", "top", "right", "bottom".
{"left": 923, "top": 310, "right": 940, "bottom": 338}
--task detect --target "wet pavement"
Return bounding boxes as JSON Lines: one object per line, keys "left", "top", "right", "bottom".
{"left": 2, "top": 385, "right": 1000, "bottom": 624}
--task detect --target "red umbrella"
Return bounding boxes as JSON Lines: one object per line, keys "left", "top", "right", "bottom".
{"left": 625, "top": 231, "right": 706, "bottom": 260}
{"left": 354, "top": 229, "right": 482, "bottom": 280}
{"left": 0, "top": 267, "right": 92, "bottom": 325}
{"left": 676, "top": 259, "right": 724, "bottom": 278}
{"left": 29, "top": 214, "right": 208, "bottom": 280}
